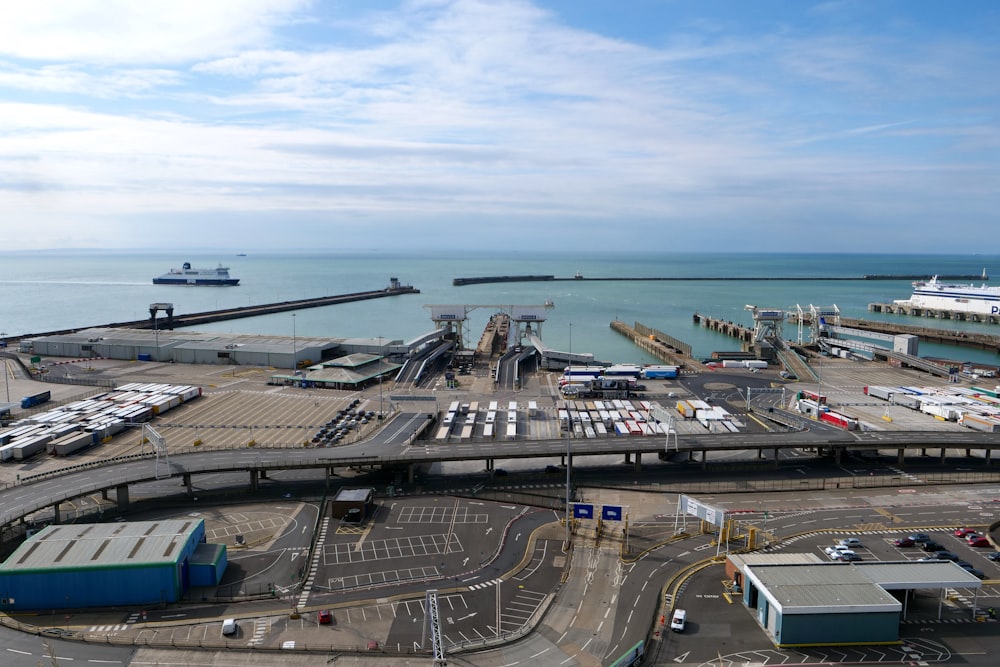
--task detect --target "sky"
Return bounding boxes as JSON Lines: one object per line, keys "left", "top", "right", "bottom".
{"left": 1, "top": 0, "right": 998, "bottom": 253}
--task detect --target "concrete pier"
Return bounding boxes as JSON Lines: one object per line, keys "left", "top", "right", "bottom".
{"left": 692, "top": 313, "right": 755, "bottom": 345}
{"left": 868, "top": 302, "right": 1000, "bottom": 325}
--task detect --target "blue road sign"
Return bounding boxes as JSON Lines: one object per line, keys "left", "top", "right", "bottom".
{"left": 573, "top": 504, "right": 594, "bottom": 519}
{"left": 602, "top": 505, "right": 623, "bottom": 521}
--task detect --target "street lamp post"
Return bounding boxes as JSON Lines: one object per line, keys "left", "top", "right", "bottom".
{"left": 378, "top": 336, "right": 384, "bottom": 419}
{"left": 564, "top": 323, "right": 573, "bottom": 551}
{"left": 291, "top": 313, "right": 297, "bottom": 376}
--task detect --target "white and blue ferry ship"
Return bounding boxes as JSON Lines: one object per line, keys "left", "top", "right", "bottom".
{"left": 895, "top": 274, "right": 998, "bottom": 316}
{"left": 153, "top": 262, "right": 239, "bottom": 286}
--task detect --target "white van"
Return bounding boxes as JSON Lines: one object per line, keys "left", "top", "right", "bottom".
{"left": 221, "top": 618, "right": 238, "bottom": 636}
{"left": 670, "top": 609, "right": 686, "bottom": 632}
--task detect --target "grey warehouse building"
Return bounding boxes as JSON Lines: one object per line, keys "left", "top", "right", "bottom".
{"left": 731, "top": 558, "right": 983, "bottom": 647}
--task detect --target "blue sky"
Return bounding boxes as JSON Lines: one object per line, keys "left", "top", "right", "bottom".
{"left": 1, "top": 0, "right": 997, "bottom": 252}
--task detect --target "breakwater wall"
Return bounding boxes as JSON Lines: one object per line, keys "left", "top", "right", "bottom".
{"left": 10, "top": 285, "right": 421, "bottom": 340}
{"left": 453, "top": 274, "right": 988, "bottom": 286}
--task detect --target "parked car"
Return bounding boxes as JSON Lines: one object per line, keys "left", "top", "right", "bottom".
{"left": 893, "top": 537, "right": 916, "bottom": 547}
{"left": 986, "top": 552, "right": 1000, "bottom": 562}
{"left": 921, "top": 541, "right": 945, "bottom": 552}
{"left": 825, "top": 545, "right": 853, "bottom": 556}
{"left": 935, "top": 552, "right": 959, "bottom": 561}
{"left": 318, "top": 610, "right": 332, "bottom": 625}
{"left": 960, "top": 564, "right": 987, "bottom": 579}
{"left": 968, "top": 536, "right": 991, "bottom": 548}
{"left": 831, "top": 550, "right": 860, "bottom": 561}
{"left": 838, "top": 537, "right": 863, "bottom": 548}
{"left": 221, "top": 618, "right": 238, "bottom": 636}
{"left": 954, "top": 528, "right": 979, "bottom": 538}
{"left": 908, "top": 533, "right": 931, "bottom": 543}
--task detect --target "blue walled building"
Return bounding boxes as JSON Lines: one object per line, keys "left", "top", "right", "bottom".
{"left": 0, "top": 519, "right": 226, "bottom": 611}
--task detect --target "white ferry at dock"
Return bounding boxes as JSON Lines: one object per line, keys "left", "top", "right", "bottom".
{"left": 894, "top": 274, "right": 998, "bottom": 316}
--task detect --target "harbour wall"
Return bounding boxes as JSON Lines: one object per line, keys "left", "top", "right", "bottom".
{"left": 12, "top": 286, "right": 421, "bottom": 341}
{"left": 453, "top": 274, "right": 988, "bottom": 286}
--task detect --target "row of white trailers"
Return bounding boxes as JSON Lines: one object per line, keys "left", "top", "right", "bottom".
{"left": 437, "top": 400, "right": 538, "bottom": 441}
{"left": 0, "top": 382, "right": 201, "bottom": 462}
{"left": 864, "top": 385, "right": 1000, "bottom": 433}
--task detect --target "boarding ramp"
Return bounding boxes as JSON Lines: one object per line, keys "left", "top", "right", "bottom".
{"left": 772, "top": 337, "right": 817, "bottom": 382}
{"left": 526, "top": 333, "right": 600, "bottom": 370}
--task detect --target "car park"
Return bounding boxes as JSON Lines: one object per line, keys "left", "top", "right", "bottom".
{"left": 893, "top": 537, "right": 916, "bottom": 547}
{"left": 968, "top": 536, "right": 991, "bottom": 548}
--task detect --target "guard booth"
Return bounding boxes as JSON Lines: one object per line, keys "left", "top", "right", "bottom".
{"left": 330, "top": 487, "right": 375, "bottom": 521}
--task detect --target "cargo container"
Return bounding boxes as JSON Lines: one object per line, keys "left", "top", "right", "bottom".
{"left": 10, "top": 432, "right": 55, "bottom": 460}
{"left": 721, "top": 360, "right": 746, "bottom": 368}
{"left": 864, "top": 386, "right": 894, "bottom": 401}
{"left": 819, "top": 410, "right": 859, "bottom": 430}
{"left": 20, "top": 390, "right": 51, "bottom": 409}
{"left": 960, "top": 413, "right": 1000, "bottom": 433}
{"left": 640, "top": 365, "right": 680, "bottom": 379}
{"left": 483, "top": 423, "right": 494, "bottom": 438}
{"left": 51, "top": 430, "right": 96, "bottom": 456}
{"left": 614, "top": 422, "right": 628, "bottom": 435}
{"left": 485, "top": 411, "right": 496, "bottom": 424}
{"left": 434, "top": 425, "right": 450, "bottom": 441}
{"left": 507, "top": 411, "right": 517, "bottom": 424}
{"left": 745, "top": 360, "right": 768, "bottom": 369}
{"left": 528, "top": 401, "right": 538, "bottom": 417}
{"left": 796, "top": 398, "right": 829, "bottom": 416}
{"left": 676, "top": 401, "right": 693, "bottom": 418}
{"left": 505, "top": 422, "right": 517, "bottom": 440}
{"left": 459, "top": 424, "right": 473, "bottom": 440}
{"left": 488, "top": 401, "right": 499, "bottom": 411}
{"left": 893, "top": 393, "right": 921, "bottom": 410}
{"left": 595, "top": 422, "right": 608, "bottom": 435}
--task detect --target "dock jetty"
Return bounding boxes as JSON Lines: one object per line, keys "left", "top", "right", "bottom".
{"left": 453, "top": 273, "right": 988, "bottom": 286}
{"left": 609, "top": 320, "right": 697, "bottom": 367}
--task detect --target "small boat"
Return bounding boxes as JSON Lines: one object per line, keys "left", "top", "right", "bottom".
{"left": 153, "top": 262, "right": 239, "bottom": 286}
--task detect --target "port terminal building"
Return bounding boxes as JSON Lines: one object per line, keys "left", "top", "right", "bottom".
{"left": 0, "top": 519, "right": 227, "bottom": 611}
{"left": 727, "top": 555, "right": 983, "bottom": 647}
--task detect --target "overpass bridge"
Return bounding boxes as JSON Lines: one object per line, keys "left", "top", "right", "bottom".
{"left": 3, "top": 419, "right": 999, "bottom": 539}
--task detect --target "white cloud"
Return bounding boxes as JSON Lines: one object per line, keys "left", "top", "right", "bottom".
{"left": 0, "top": 0, "right": 311, "bottom": 64}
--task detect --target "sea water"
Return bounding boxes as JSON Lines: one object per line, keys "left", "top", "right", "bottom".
{"left": 1, "top": 250, "right": 998, "bottom": 366}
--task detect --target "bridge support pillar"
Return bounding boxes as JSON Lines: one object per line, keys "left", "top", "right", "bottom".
{"left": 485, "top": 458, "right": 494, "bottom": 472}
{"left": 116, "top": 484, "right": 130, "bottom": 512}
{"left": 261, "top": 469, "right": 269, "bottom": 480}
{"left": 408, "top": 463, "right": 416, "bottom": 484}
{"left": 940, "top": 448, "right": 947, "bottom": 465}
{"left": 633, "top": 452, "right": 641, "bottom": 472}
{"left": 182, "top": 472, "right": 192, "bottom": 493}
{"left": 985, "top": 449, "right": 992, "bottom": 466}
{"left": 757, "top": 448, "right": 764, "bottom": 459}
{"left": 101, "top": 489, "right": 110, "bottom": 501}
{"left": 249, "top": 469, "right": 259, "bottom": 492}
{"left": 965, "top": 448, "right": 971, "bottom": 458}
{"left": 701, "top": 450, "right": 708, "bottom": 470}
{"left": 897, "top": 449, "right": 905, "bottom": 465}
{"left": 53, "top": 503, "right": 61, "bottom": 524}
{"left": 773, "top": 447, "right": 780, "bottom": 467}
{"left": 624, "top": 452, "right": 632, "bottom": 464}
{"left": 834, "top": 448, "right": 842, "bottom": 465}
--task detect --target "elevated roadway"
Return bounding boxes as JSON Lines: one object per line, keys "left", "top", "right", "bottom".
{"left": 3, "top": 421, "right": 999, "bottom": 534}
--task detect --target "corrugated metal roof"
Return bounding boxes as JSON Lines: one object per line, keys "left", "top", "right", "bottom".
{"left": 729, "top": 553, "right": 824, "bottom": 568}
{"left": 745, "top": 560, "right": 983, "bottom": 614}
{"left": 0, "top": 520, "right": 201, "bottom": 572}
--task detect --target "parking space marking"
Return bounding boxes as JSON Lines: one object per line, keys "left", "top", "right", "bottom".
{"left": 396, "top": 506, "right": 489, "bottom": 523}
{"left": 328, "top": 565, "right": 441, "bottom": 590}
{"left": 324, "top": 533, "right": 464, "bottom": 564}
